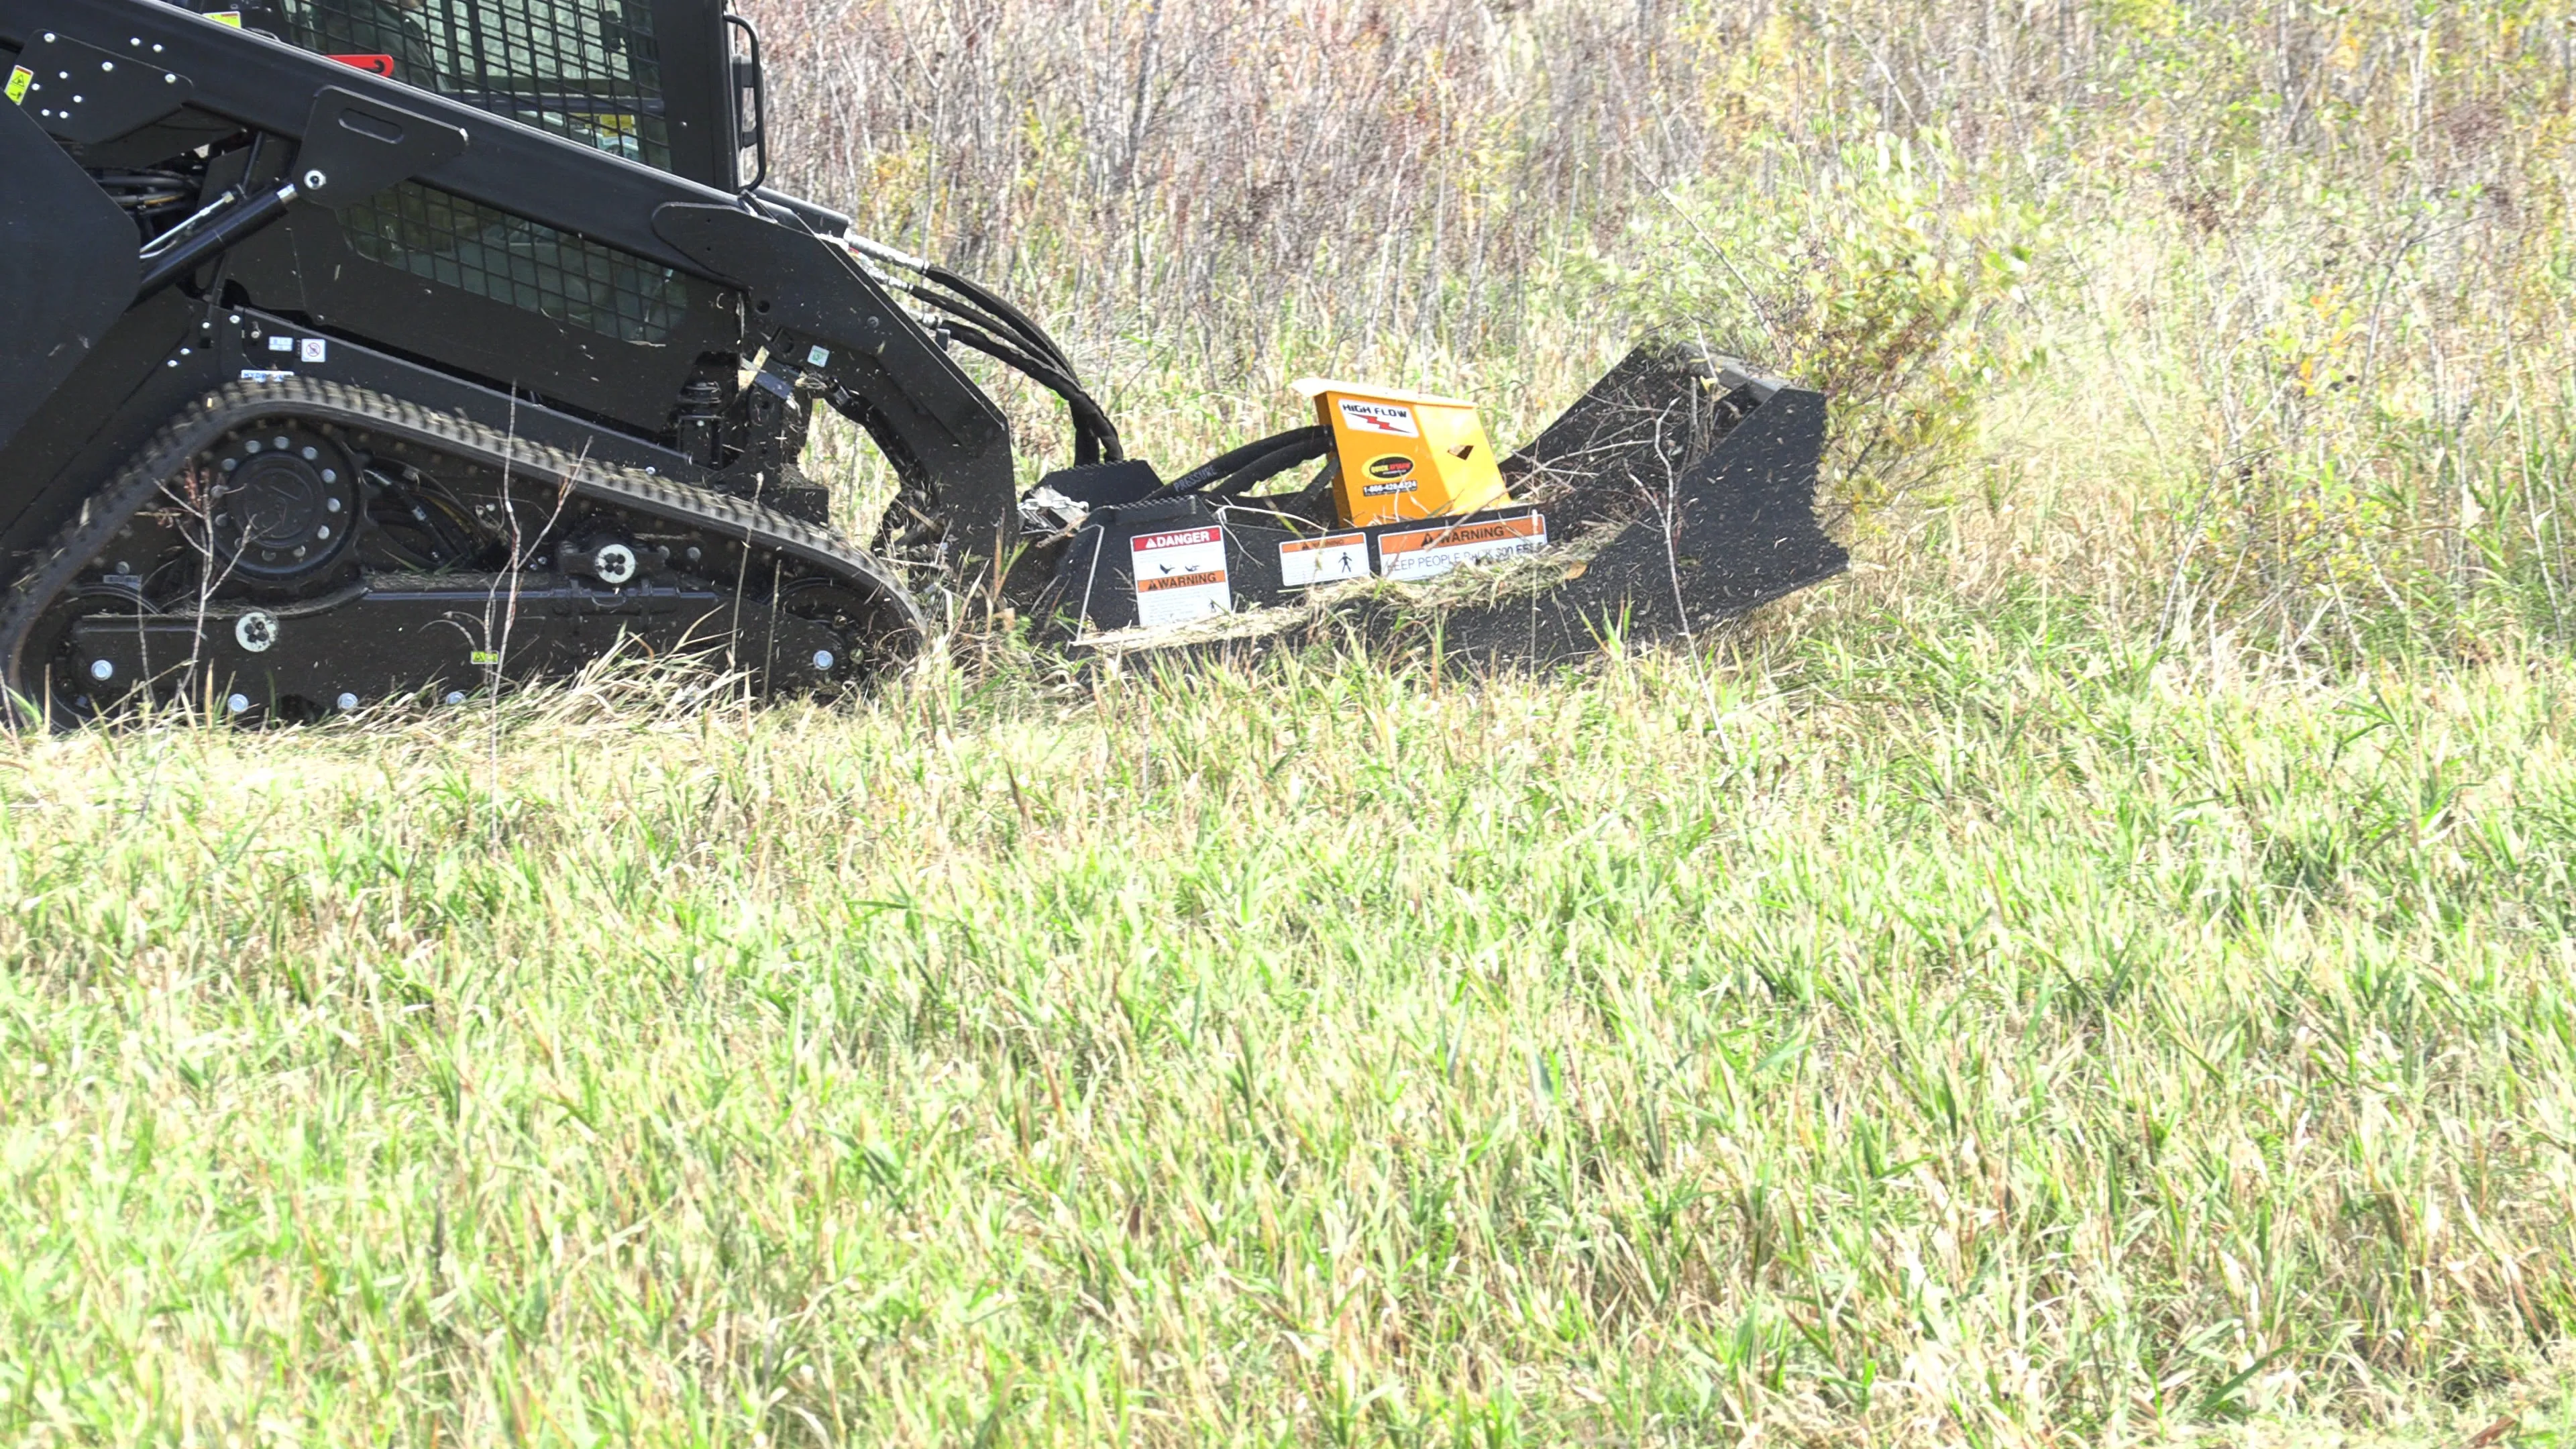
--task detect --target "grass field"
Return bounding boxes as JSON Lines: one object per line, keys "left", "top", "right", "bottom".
{"left": 8, "top": 569, "right": 2576, "bottom": 1445}
{"left": 8, "top": 0, "right": 2576, "bottom": 1443}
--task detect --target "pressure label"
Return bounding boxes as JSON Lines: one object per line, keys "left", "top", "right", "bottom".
{"left": 1129, "top": 525, "right": 1230, "bottom": 627}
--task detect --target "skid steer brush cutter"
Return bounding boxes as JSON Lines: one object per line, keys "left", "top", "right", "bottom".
{"left": 0, "top": 0, "right": 1840, "bottom": 725}
{"left": 1006, "top": 346, "right": 1847, "bottom": 667}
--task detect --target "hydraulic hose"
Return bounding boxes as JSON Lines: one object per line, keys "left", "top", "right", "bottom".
{"left": 1152, "top": 429, "right": 1307, "bottom": 498}
{"left": 135, "top": 178, "right": 299, "bottom": 301}
{"left": 94, "top": 170, "right": 196, "bottom": 213}
{"left": 941, "top": 321, "right": 1124, "bottom": 466}
{"left": 1206, "top": 431, "right": 1334, "bottom": 497}
{"left": 904, "top": 285, "right": 1035, "bottom": 367}
{"left": 841, "top": 233, "right": 1120, "bottom": 464}
{"left": 841, "top": 234, "right": 1079, "bottom": 377}
{"left": 922, "top": 265, "right": 1079, "bottom": 378}
{"left": 1150, "top": 425, "right": 1333, "bottom": 500}
{"left": 906, "top": 282, "right": 1116, "bottom": 445}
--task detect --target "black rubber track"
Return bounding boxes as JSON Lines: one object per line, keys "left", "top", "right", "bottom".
{"left": 0, "top": 377, "right": 924, "bottom": 722}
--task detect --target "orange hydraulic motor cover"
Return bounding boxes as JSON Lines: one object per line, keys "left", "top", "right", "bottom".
{"left": 1295, "top": 378, "right": 1511, "bottom": 527}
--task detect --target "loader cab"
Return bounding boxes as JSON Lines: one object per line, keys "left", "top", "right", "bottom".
{"left": 192, "top": 0, "right": 760, "bottom": 189}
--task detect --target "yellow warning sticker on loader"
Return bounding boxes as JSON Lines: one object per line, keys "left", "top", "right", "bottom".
{"left": 6, "top": 66, "right": 32, "bottom": 105}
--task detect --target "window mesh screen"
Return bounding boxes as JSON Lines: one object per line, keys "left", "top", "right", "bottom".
{"left": 343, "top": 182, "right": 690, "bottom": 343}
{"left": 280, "top": 0, "right": 672, "bottom": 169}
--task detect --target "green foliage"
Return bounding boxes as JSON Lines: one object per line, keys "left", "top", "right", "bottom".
{"left": 1592, "top": 132, "right": 2046, "bottom": 518}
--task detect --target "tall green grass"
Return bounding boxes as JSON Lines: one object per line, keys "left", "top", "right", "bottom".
{"left": 5, "top": 578, "right": 2576, "bottom": 1444}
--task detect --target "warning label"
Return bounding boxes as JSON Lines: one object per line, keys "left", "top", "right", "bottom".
{"left": 1336, "top": 398, "right": 1419, "bottom": 438}
{"left": 1377, "top": 514, "right": 1549, "bottom": 582}
{"left": 1129, "top": 525, "right": 1231, "bottom": 627}
{"left": 1278, "top": 532, "right": 1368, "bottom": 588}
{"left": 6, "top": 66, "right": 31, "bottom": 105}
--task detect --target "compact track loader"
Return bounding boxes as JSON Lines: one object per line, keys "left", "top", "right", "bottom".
{"left": 0, "top": 0, "right": 1844, "bottom": 722}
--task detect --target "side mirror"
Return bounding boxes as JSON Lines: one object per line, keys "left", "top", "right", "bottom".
{"left": 723, "top": 14, "right": 766, "bottom": 195}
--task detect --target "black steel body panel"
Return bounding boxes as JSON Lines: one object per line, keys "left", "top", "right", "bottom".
{"left": 0, "top": 290, "right": 209, "bottom": 566}
{"left": 0, "top": 96, "right": 140, "bottom": 455}
{"left": 8, "top": 30, "right": 192, "bottom": 143}
{"left": 72, "top": 577, "right": 844, "bottom": 706}
{"left": 1, "top": 0, "right": 729, "bottom": 270}
{"left": 294, "top": 85, "right": 468, "bottom": 207}
{"left": 256, "top": 204, "right": 737, "bottom": 426}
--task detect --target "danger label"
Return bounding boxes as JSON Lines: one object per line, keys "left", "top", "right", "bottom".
{"left": 1129, "top": 525, "right": 1230, "bottom": 627}
{"left": 1376, "top": 513, "right": 1549, "bottom": 582}
{"left": 1278, "top": 532, "right": 1368, "bottom": 588}
{"left": 1336, "top": 398, "right": 1419, "bottom": 438}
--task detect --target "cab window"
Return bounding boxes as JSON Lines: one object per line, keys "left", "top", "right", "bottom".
{"left": 279, "top": 0, "right": 674, "bottom": 170}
